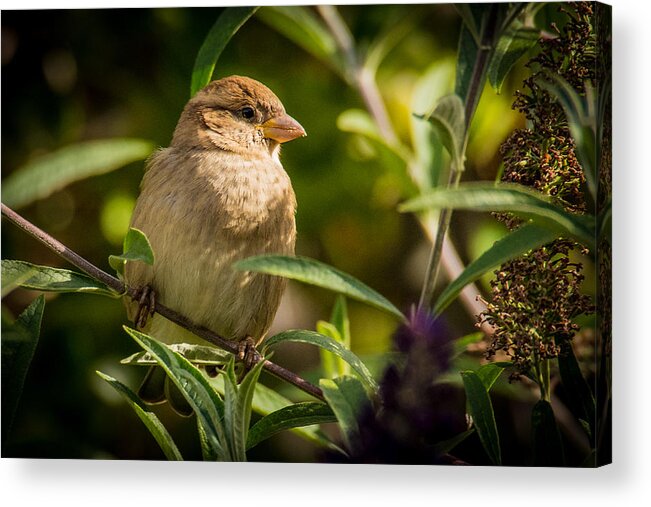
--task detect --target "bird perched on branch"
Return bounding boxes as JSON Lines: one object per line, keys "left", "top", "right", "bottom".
{"left": 124, "top": 76, "right": 306, "bottom": 415}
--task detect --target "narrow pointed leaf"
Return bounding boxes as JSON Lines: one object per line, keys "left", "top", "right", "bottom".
{"left": 235, "top": 255, "right": 405, "bottom": 320}
{"left": 2, "top": 139, "right": 153, "bottom": 209}
{"left": 247, "top": 402, "right": 336, "bottom": 450}
{"left": 461, "top": 370, "right": 501, "bottom": 465}
{"left": 317, "top": 320, "right": 343, "bottom": 378}
{"left": 400, "top": 183, "right": 595, "bottom": 249}
{"left": 420, "top": 94, "right": 465, "bottom": 170}
{"left": 454, "top": 4, "right": 481, "bottom": 45}
{"left": 488, "top": 26, "right": 539, "bottom": 94}
{"left": 558, "top": 340, "right": 595, "bottom": 439}
{"left": 433, "top": 223, "right": 558, "bottom": 314}
{"left": 1, "top": 295, "right": 44, "bottom": 443}
{"left": 208, "top": 375, "right": 334, "bottom": 449}
{"left": 264, "top": 330, "right": 378, "bottom": 392}
{"left": 256, "top": 6, "right": 342, "bottom": 76}
{"left": 1, "top": 260, "right": 118, "bottom": 297}
{"left": 1, "top": 263, "right": 36, "bottom": 298}
{"left": 109, "top": 227, "right": 154, "bottom": 276}
{"left": 232, "top": 358, "right": 266, "bottom": 461}
{"left": 197, "top": 419, "right": 219, "bottom": 461}
{"left": 476, "top": 362, "right": 510, "bottom": 391}
{"left": 191, "top": 7, "right": 259, "bottom": 96}
{"left": 123, "top": 326, "right": 226, "bottom": 459}
{"left": 452, "top": 332, "right": 484, "bottom": 357}
{"left": 532, "top": 399, "right": 565, "bottom": 466}
{"left": 455, "top": 20, "right": 480, "bottom": 104}
{"left": 320, "top": 376, "right": 372, "bottom": 450}
{"left": 337, "top": 109, "right": 416, "bottom": 195}
{"left": 96, "top": 371, "right": 183, "bottom": 461}
{"left": 121, "top": 343, "right": 230, "bottom": 366}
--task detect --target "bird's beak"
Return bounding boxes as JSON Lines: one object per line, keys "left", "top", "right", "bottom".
{"left": 260, "top": 114, "right": 306, "bottom": 143}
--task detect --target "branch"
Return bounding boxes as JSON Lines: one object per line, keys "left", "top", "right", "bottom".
{"left": 418, "top": 4, "right": 501, "bottom": 314}
{"left": 1, "top": 203, "right": 324, "bottom": 402}
{"left": 316, "top": 5, "right": 397, "bottom": 143}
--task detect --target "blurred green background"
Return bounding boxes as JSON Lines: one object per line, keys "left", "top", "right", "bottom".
{"left": 1, "top": 5, "right": 539, "bottom": 461}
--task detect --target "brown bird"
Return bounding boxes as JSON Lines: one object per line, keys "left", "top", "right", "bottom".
{"left": 124, "top": 76, "right": 305, "bottom": 414}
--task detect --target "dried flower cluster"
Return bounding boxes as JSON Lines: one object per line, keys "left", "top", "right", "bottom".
{"left": 479, "top": 2, "right": 597, "bottom": 379}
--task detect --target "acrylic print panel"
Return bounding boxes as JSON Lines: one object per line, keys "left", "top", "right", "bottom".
{"left": 1, "top": 2, "right": 610, "bottom": 466}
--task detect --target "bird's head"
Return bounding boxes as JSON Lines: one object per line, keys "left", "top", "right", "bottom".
{"left": 171, "top": 75, "right": 306, "bottom": 159}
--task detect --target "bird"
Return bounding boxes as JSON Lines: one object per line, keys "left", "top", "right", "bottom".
{"left": 123, "top": 75, "right": 306, "bottom": 415}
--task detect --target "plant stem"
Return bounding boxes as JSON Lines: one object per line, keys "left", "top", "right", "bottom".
{"left": 316, "top": 5, "right": 397, "bottom": 143}
{"left": 417, "top": 167, "right": 463, "bottom": 310}
{"left": 1, "top": 203, "right": 324, "bottom": 402}
{"left": 418, "top": 4, "right": 500, "bottom": 312}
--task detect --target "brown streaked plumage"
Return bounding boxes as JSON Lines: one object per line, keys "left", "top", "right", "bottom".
{"left": 124, "top": 76, "right": 305, "bottom": 413}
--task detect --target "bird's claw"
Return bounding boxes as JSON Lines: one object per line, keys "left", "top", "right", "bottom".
{"left": 133, "top": 285, "right": 156, "bottom": 329}
{"left": 237, "top": 336, "right": 261, "bottom": 379}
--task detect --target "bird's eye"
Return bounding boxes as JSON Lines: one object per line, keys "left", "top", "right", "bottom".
{"left": 240, "top": 106, "right": 255, "bottom": 120}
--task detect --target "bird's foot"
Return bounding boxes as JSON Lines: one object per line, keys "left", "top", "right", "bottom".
{"left": 237, "top": 336, "right": 261, "bottom": 380}
{"left": 133, "top": 284, "right": 156, "bottom": 329}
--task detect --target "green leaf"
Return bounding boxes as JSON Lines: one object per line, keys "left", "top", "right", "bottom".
{"left": 197, "top": 419, "right": 219, "bottom": 461}
{"left": 256, "top": 6, "right": 342, "bottom": 77}
{"left": 316, "top": 320, "right": 343, "bottom": 379}
{"left": 419, "top": 94, "right": 466, "bottom": 171}
{"left": 455, "top": 22, "right": 479, "bottom": 106}
{"left": 320, "top": 376, "right": 372, "bottom": 451}
{"left": 317, "top": 295, "right": 352, "bottom": 378}
{"left": 231, "top": 358, "right": 266, "bottom": 461}
{"left": 108, "top": 227, "right": 155, "bottom": 276}
{"left": 488, "top": 26, "right": 539, "bottom": 94}
{"left": 1, "top": 138, "right": 154, "bottom": 209}
{"left": 1, "top": 260, "right": 118, "bottom": 297}
{"left": 433, "top": 223, "right": 559, "bottom": 314}
{"left": 461, "top": 370, "right": 501, "bottom": 465}
{"left": 337, "top": 109, "right": 416, "bottom": 195}
{"left": 247, "top": 402, "right": 336, "bottom": 450}
{"left": 452, "top": 331, "right": 484, "bottom": 357}
{"left": 454, "top": 4, "right": 481, "bottom": 45}
{"left": 263, "top": 330, "right": 378, "bottom": 393}
{"left": 558, "top": 340, "right": 595, "bottom": 440}
{"left": 400, "top": 182, "right": 595, "bottom": 249}
{"left": 121, "top": 343, "right": 230, "bottom": 366}
{"left": 476, "top": 362, "right": 509, "bottom": 391}
{"left": 96, "top": 371, "right": 183, "bottom": 461}
{"left": 208, "top": 375, "right": 335, "bottom": 449}
{"left": 235, "top": 255, "right": 405, "bottom": 321}
{"left": 410, "top": 61, "right": 455, "bottom": 191}
{"left": 123, "top": 326, "right": 227, "bottom": 460}
{"left": 1, "top": 295, "right": 44, "bottom": 444}
{"left": 331, "top": 295, "right": 351, "bottom": 348}
{"left": 190, "top": 7, "right": 259, "bottom": 96}
{"left": 531, "top": 399, "right": 565, "bottom": 466}
{"left": 1, "top": 263, "right": 36, "bottom": 298}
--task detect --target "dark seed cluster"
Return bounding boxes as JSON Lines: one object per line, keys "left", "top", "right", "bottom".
{"left": 479, "top": 2, "right": 597, "bottom": 379}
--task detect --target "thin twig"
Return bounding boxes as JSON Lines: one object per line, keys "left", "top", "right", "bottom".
{"left": 1, "top": 203, "right": 324, "bottom": 401}
{"left": 418, "top": 4, "right": 500, "bottom": 313}
{"left": 317, "top": 5, "right": 397, "bottom": 143}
